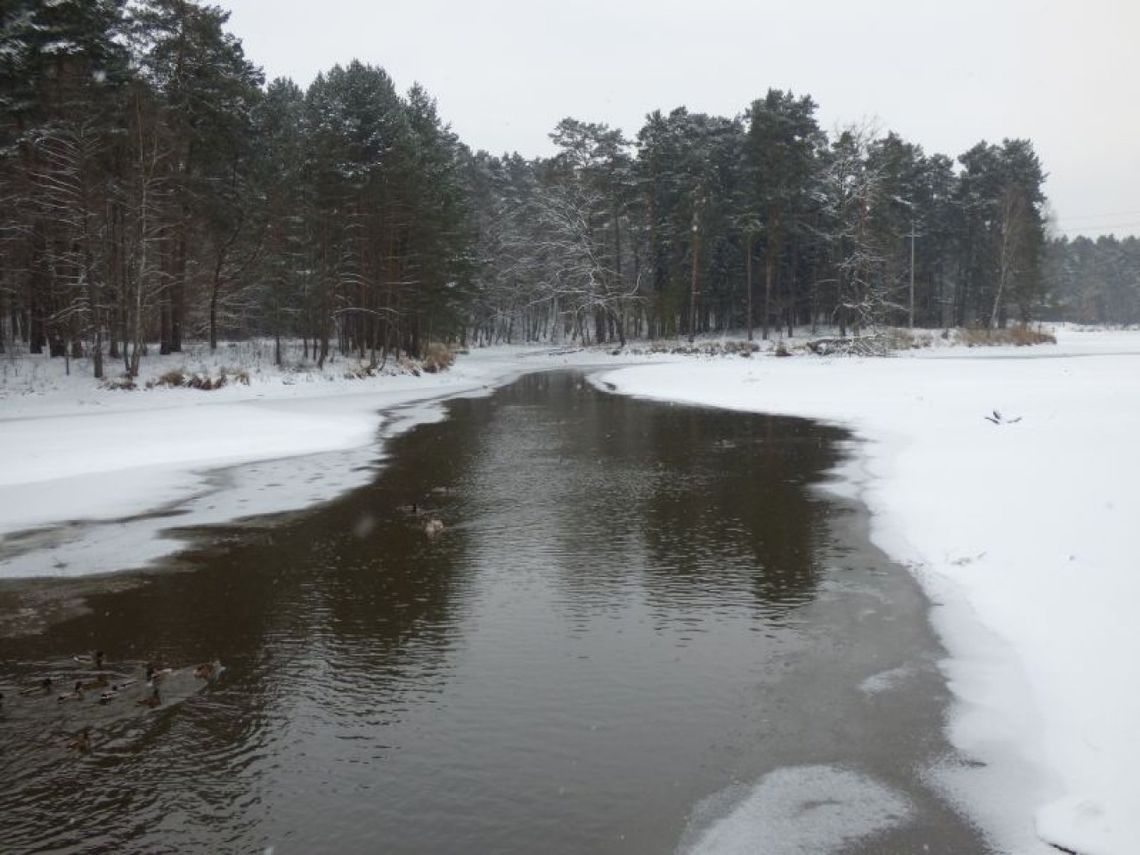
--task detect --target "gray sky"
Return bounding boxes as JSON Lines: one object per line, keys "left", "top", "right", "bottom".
{"left": 219, "top": 0, "right": 1140, "bottom": 238}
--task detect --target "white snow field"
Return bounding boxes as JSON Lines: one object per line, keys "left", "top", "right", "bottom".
{"left": 595, "top": 327, "right": 1140, "bottom": 855}
{"left": 2, "top": 328, "right": 1137, "bottom": 853}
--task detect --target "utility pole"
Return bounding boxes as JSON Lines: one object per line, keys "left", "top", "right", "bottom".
{"left": 688, "top": 195, "right": 702, "bottom": 344}
{"left": 909, "top": 211, "right": 916, "bottom": 329}
{"left": 894, "top": 195, "right": 918, "bottom": 328}
{"left": 745, "top": 229, "right": 754, "bottom": 342}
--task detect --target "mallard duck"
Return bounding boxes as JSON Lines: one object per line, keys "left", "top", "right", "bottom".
{"left": 74, "top": 650, "right": 106, "bottom": 670}
{"left": 137, "top": 685, "right": 161, "bottom": 708}
{"left": 193, "top": 661, "right": 225, "bottom": 681}
{"left": 67, "top": 727, "right": 91, "bottom": 753}
{"left": 144, "top": 663, "right": 172, "bottom": 685}
{"left": 57, "top": 681, "right": 84, "bottom": 703}
{"left": 98, "top": 689, "right": 118, "bottom": 705}
{"left": 18, "top": 677, "right": 53, "bottom": 696}
{"left": 80, "top": 674, "right": 109, "bottom": 691}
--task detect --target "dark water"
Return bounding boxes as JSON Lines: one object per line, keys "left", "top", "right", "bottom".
{"left": 0, "top": 371, "right": 987, "bottom": 854}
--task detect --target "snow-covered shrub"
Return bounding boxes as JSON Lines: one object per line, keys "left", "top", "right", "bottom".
{"left": 101, "top": 375, "right": 137, "bottom": 390}
{"left": 153, "top": 369, "right": 187, "bottom": 388}
{"left": 343, "top": 363, "right": 378, "bottom": 380}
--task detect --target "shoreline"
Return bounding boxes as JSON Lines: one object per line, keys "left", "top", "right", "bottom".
{"left": 592, "top": 327, "right": 1140, "bottom": 855}
{"left": 3, "top": 329, "right": 1138, "bottom": 852}
{"left": 0, "top": 346, "right": 660, "bottom": 580}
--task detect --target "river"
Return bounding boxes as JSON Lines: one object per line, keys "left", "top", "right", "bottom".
{"left": 0, "top": 370, "right": 987, "bottom": 854}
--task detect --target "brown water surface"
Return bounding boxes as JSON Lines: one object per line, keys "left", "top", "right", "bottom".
{"left": 0, "top": 371, "right": 986, "bottom": 854}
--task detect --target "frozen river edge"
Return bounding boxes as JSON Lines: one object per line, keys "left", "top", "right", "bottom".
{"left": 2, "top": 329, "right": 1138, "bottom": 854}
{"left": 593, "top": 328, "right": 1140, "bottom": 855}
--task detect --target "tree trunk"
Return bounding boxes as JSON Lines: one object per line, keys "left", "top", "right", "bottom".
{"left": 689, "top": 215, "right": 700, "bottom": 344}
{"left": 745, "top": 233, "right": 754, "bottom": 341}
{"left": 92, "top": 327, "right": 104, "bottom": 379}
{"left": 787, "top": 237, "right": 798, "bottom": 338}
{"left": 763, "top": 255, "right": 773, "bottom": 341}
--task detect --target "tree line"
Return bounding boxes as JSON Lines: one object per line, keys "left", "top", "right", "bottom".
{"left": 472, "top": 101, "right": 1050, "bottom": 347}
{"left": 1044, "top": 235, "right": 1140, "bottom": 325}
{"left": 1, "top": 0, "right": 471, "bottom": 376}
{"left": 3, "top": 0, "right": 1127, "bottom": 380}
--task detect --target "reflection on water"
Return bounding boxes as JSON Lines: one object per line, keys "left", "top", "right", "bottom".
{"left": 0, "top": 371, "right": 970, "bottom": 854}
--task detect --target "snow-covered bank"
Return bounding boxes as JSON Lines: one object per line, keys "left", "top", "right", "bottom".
{"left": 0, "top": 345, "right": 638, "bottom": 578}
{"left": 596, "top": 328, "right": 1140, "bottom": 855}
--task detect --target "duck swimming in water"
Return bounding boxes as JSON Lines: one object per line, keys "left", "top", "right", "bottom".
{"left": 145, "top": 663, "right": 173, "bottom": 685}
{"left": 67, "top": 727, "right": 91, "bottom": 753}
{"left": 80, "top": 674, "right": 109, "bottom": 691}
{"left": 193, "top": 661, "right": 224, "bottom": 681}
{"left": 19, "top": 677, "right": 53, "bottom": 696}
{"left": 57, "top": 681, "right": 84, "bottom": 703}
{"left": 137, "top": 685, "right": 161, "bottom": 708}
{"left": 74, "top": 650, "right": 106, "bottom": 670}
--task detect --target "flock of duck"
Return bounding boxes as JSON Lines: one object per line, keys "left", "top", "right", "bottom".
{"left": 1, "top": 650, "right": 223, "bottom": 754}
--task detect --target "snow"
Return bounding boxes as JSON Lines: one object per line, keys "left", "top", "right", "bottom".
{"left": 3, "top": 328, "right": 1138, "bottom": 853}
{"left": 594, "top": 327, "right": 1140, "bottom": 855}
{"left": 680, "top": 765, "right": 913, "bottom": 855}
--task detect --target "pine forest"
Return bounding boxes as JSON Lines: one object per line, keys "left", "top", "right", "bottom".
{"left": 2, "top": 0, "right": 1136, "bottom": 378}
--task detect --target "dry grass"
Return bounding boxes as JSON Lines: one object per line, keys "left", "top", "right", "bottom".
{"left": 153, "top": 369, "right": 187, "bottom": 388}
{"left": 629, "top": 340, "right": 761, "bottom": 358}
{"left": 956, "top": 325, "right": 1057, "bottom": 347}
{"left": 186, "top": 372, "right": 225, "bottom": 390}
{"left": 146, "top": 366, "right": 248, "bottom": 390}
{"left": 100, "top": 375, "right": 137, "bottom": 391}
{"left": 880, "top": 328, "right": 936, "bottom": 350}
{"left": 342, "top": 363, "right": 377, "bottom": 380}
{"left": 805, "top": 336, "right": 896, "bottom": 357}
{"left": 421, "top": 343, "right": 455, "bottom": 374}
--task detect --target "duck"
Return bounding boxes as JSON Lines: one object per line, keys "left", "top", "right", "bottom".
{"left": 137, "top": 685, "right": 161, "bottom": 708}
{"left": 67, "top": 727, "right": 92, "bottom": 753}
{"left": 18, "top": 677, "right": 53, "bottom": 696}
{"left": 98, "top": 689, "right": 119, "bottom": 705}
{"left": 193, "top": 661, "right": 224, "bottom": 681}
{"left": 74, "top": 650, "right": 106, "bottom": 670}
{"left": 80, "top": 674, "right": 109, "bottom": 691}
{"left": 145, "top": 663, "right": 173, "bottom": 685}
{"left": 57, "top": 681, "right": 84, "bottom": 703}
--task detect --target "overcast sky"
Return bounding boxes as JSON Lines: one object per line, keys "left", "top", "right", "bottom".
{"left": 218, "top": 0, "right": 1140, "bottom": 238}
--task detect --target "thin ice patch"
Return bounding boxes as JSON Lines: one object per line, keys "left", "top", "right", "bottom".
{"left": 679, "top": 765, "right": 912, "bottom": 855}
{"left": 859, "top": 664, "right": 916, "bottom": 695}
